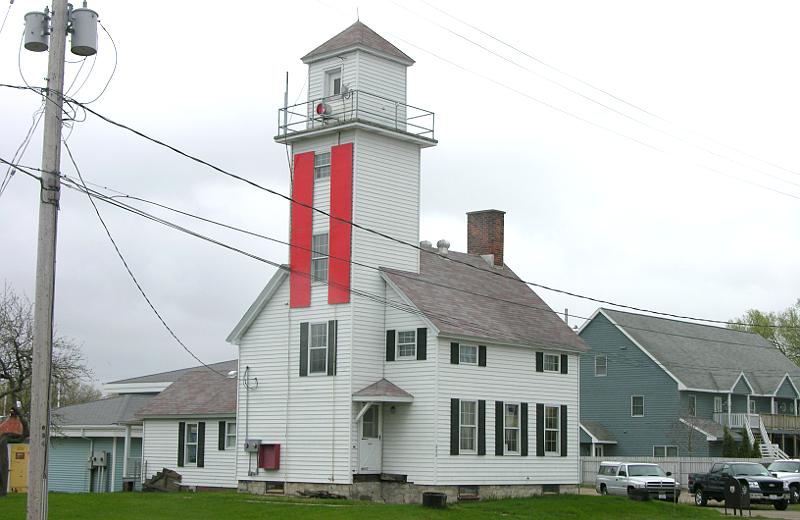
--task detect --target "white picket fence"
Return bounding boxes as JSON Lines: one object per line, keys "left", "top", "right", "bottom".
{"left": 580, "top": 456, "right": 772, "bottom": 488}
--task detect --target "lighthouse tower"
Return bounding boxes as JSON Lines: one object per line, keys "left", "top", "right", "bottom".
{"left": 231, "top": 21, "right": 436, "bottom": 489}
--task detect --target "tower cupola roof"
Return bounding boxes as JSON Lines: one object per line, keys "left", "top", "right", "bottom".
{"left": 301, "top": 20, "right": 414, "bottom": 65}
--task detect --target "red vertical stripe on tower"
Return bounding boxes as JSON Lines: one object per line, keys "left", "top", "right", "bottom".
{"left": 289, "top": 151, "right": 315, "bottom": 308}
{"left": 328, "top": 143, "right": 353, "bottom": 304}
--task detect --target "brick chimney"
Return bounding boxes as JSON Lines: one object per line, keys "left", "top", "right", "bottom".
{"left": 467, "top": 209, "right": 505, "bottom": 267}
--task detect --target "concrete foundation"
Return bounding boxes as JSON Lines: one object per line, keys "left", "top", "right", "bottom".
{"left": 238, "top": 480, "right": 579, "bottom": 504}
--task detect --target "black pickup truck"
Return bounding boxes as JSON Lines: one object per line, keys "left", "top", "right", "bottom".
{"left": 689, "top": 461, "right": 789, "bottom": 510}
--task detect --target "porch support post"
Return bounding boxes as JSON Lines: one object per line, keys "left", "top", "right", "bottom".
{"left": 122, "top": 425, "right": 131, "bottom": 480}
{"left": 771, "top": 397, "right": 775, "bottom": 415}
{"left": 727, "top": 393, "right": 732, "bottom": 425}
{"left": 747, "top": 395, "right": 751, "bottom": 416}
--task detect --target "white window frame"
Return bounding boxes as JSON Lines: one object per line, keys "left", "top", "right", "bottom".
{"left": 325, "top": 68, "right": 342, "bottom": 96}
{"left": 653, "top": 445, "right": 678, "bottom": 457}
{"left": 594, "top": 354, "right": 607, "bottom": 377}
{"left": 459, "top": 400, "right": 478, "bottom": 454}
{"left": 459, "top": 344, "right": 478, "bottom": 365}
{"left": 396, "top": 330, "right": 416, "bottom": 360}
{"left": 714, "top": 396, "right": 723, "bottom": 413}
{"left": 314, "top": 152, "right": 331, "bottom": 180}
{"left": 185, "top": 422, "right": 199, "bottom": 465}
{"left": 594, "top": 444, "right": 604, "bottom": 457}
{"left": 688, "top": 394, "right": 697, "bottom": 417}
{"left": 543, "top": 353, "right": 560, "bottom": 373}
{"left": 311, "top": 233, "right": 329, "bottom": 284}
{"left": 503, "top": 403, "right": 521, "bottom": 455}
{"left": 308, "top": 322, "right": 328, "bottom": 375}
{"left": 631, "top": 395, "right": 644, "bottom": 417}
{"left": 544, "top": 405, "right": 561, "bottom": 455}
{"left": 225, "top": 421, "right": 236, "bottom": 449}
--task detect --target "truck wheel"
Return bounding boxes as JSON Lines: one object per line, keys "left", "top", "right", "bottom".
{"left": 774, "top": 500, "right": 789, "bottom": 511}
{"left": 694, "top": 488, "right": 707, "bottom": 507}
{"left": 600, "top": 484, "right": 608, "bottom": 496}
{"left": 790, "top": 484, "right": 800, "bottom": 504}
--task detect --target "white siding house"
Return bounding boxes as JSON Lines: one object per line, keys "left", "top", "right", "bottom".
{"left": 227, "top": 21, "right": 588, "bottom": 502}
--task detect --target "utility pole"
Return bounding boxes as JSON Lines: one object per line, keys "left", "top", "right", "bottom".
{"left": 28, "top": 0, "right": 67, "bottom": 518}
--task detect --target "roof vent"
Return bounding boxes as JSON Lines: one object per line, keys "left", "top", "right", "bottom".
{"left": 420, "top": 240, "right": 433, "bottom": 249}
{"left": 436, "top": 239, "right": 450, "bottom": 256}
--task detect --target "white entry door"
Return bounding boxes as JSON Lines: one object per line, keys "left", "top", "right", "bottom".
{"left": 358, "top": 405, "right": 382, "bottom": 473}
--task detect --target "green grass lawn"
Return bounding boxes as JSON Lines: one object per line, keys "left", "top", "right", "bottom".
{"left": 1, "top": 492, "right": 741, "bottom": 519}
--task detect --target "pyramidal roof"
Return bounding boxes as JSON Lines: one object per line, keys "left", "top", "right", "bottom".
{"left": 302, "top": 20, "right": 414, "bottom": 65}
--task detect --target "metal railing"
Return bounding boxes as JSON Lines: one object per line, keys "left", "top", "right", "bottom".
{"left": 277, "top": 90, "right": 435, "bottom": 140}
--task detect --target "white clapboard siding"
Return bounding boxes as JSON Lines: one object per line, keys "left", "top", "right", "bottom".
{"left": 142, "top": 418, "right": 236, "bottom": 488}
{"left": 307, "top": 56, "right": 358, "bottom": 101}
{"left": 356, "top": 50, "right": 407, "bottom": 103}
{"left": 236, "top": 277, "right": 353, "bottom": 484}
{"left": 379, "top": 289, "right": 437, "bottom": 483}
{"left": 435, "top": 338, "right": 581, "bottom": 485}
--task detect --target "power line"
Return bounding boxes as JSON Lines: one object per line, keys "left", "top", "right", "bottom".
{"left": 6, "top": 155, "right": 799, "bottom": 360}
{"left": 61, "top": 143, "right": 228, "bottom": 378}
{"left": 0, "top": 1, "right": 13, "bottom": 38}
{"left": 80, "top": 21, "right": 117, "bottom": 104}
{"left": 1, "top": 83, "right": 796, "bottom": 330}
{"left": 413, "top": 0, "right": 800, "bottom": 180}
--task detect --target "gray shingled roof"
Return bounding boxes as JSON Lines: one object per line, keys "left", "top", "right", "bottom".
{"left": 581, "top": 421, "right": 617, "bottom": 443}
{"left": 602, "top": 308, "right": 800, "bottom": 395}
{"left": 682, "top": 417, "right": 742, "bottom": 441}
{"left": 381, "top": 248, "right": 588, "bottom": 352}
{"left": 136, "top": 370, "right": 236, "bottom": 417}
{"left": 353, "top": 379, "right": 413, "bottom": 400}
{"left": 302, "top": 20, "right": 414, "bottom": 64}
{"left": 53, "top": 394, "right": 153, "bottom": 426}
{"left": 107, "top": 359, "right": 237, "bottom": 385}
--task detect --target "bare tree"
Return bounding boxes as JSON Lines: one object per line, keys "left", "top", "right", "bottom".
{"left": 0, "top": 284, "right": 94, "bottom": 435}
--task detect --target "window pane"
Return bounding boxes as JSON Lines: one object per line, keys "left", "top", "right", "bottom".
{"left": 398, "top": 331, "right": 415, "bottom": 344}
{"left": 595, "top": 355, "right": 607, "bottom": 376}
{"left": 667, "top": 446, "right": 678, "bottom": 457}
{"left": 505, "top": 429, "right": 518, "bottom": 452}
{"left": 505, "top": 404, "right": 519, "bottom": 427}
{"left": 310, "top": 323, "right": 327, "bottom": 348}
{"left": 460, "top": 401, "right": 476, "bottom": 426}
{"left": 460, "top": 426, "right": 475, "bottom": 451}
{"left": 397, "top": 330, "right": 416, "bottom": 357}
{"left": 545, "top": 430, "right": 557, "bottom": 452}
{"left": 314, "top": 152, "right": 331, "bottom": 179}
{"left": 311, "top": 234, "right": 329, "bottom": 282}
{"left": 459, "top": 345, "right": 477, "bottom": 364}
{"left": 545, "top": 407, "right": 558, "bottom": 429}
{"left": 362, "top": 407, "right": 378, "bottom": 438}
{"left": 187, "top": 444, "right": 197, "bottom": 464}
{"left": 654, "top": 446, "right": 665, "bottom": 457}
{"left": 187, "top": 424, "right": 198, "bottom": 443}
{"left": 227, "top": 422, "right": 236, "bottom": 435}
{"left": 309, "top": 348, "right": 327, "bottom": 373}
{"left": 632, "top": 396, "right": 644, "bottom": 416}
{"left": 544, "top": 354, "right": 559, "bottom": 372}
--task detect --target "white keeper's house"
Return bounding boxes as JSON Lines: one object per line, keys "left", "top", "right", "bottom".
{"left": 226, "top": 21, "right": 588, "bottom": 502}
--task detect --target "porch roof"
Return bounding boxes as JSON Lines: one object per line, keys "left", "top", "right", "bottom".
{"left": 352, "top": 378, "right": 413, "bottom": 403}
{"left": 580, "top": 421, "right": 617, "bottom": 444}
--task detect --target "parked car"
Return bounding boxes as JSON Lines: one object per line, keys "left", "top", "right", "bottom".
{"left": 595, "top": 461, "right": 680, "bottom": 501}
{"left": 767, "top": 459, "right": 800, "bottom": 503}
{"left": 689, "top": 461, "right": 789, "bottom": 510}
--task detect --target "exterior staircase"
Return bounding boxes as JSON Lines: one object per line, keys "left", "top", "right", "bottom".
{"left": 755, "top": 416, "right": 789, "bottom": 460}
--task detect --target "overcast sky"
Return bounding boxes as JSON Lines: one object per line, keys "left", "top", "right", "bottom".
{"left": 1, "top": 0, "right": 799, "bottom": 386}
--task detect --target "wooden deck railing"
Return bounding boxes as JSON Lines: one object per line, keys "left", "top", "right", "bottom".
{"left": 761, "top": 413, "right": 800, "bottom": 431}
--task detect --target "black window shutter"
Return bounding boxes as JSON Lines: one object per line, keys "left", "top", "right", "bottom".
{"left": 536, "top": 403, "right": 544, "bottom": 456}
{"left": 450, "top": 398, "right": 459, "bottom": 455}
{"left": 478, "top": 345, "right": 487, "bottom": 367}
{"left": 299, "top": 322, "right": 309, "bottom": 377}
{"left": 218, "top": 421, "right": 226, "bottom": 451}
{"left": 327, "top": 320, "right": 337, "bottom": 376}
{"left": 521, "top": 403, "right": 529, "bottom": 456}
{"left": 560, "top": 404, "right": 568, "bottom": 457}
{"left": 495, "top": 401, "right": 504, "bottom": 456}
{"left": 177, "top": 422, "right": 185, "bottom": 467}
{"left": 535, "top": 352, "right": 544, "bottom": 372}
{"left": 386, "top": 330, "right": 396, "bottom": 362}
{"left": 560, "top": 354, "right": 568, "bottom": 374}
{"left": 450, "top": 343, "right": 459, "bottom": 364}
{"left": 478, "top": 400, "right": 486, "bottom": 456}
{"left": 197, "top": 422, "right": 205, "bottom": 468}
{"left": 416, "top": 328, "right": 427, "bottom": 360}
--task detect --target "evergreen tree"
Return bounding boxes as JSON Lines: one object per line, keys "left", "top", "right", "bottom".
{"left": 722, "top": 427, "right": 737, "bottom": 457}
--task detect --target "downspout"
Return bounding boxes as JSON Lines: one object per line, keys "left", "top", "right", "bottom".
{"left": 79, "top": 428, "right": 94, "bottom": 493}
{"left": 111, "top": 436, "right": 117, "bottom": 492}
{"left": 284, "top": 301, "right": 291, "bottom": 485}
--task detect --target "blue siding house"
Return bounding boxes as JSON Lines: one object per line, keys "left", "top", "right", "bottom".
{"left": 579, "top": 308, "right": 800, "bottom": 459}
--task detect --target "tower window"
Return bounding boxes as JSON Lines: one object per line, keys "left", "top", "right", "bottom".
{"left": 311, "top": 233, "right": 329, "bottom": 283}
{"left": 326, "top": 69, "right": 342, "bottom": 96}
{"left": 314, "top": 152, "right": 331, "bottom": 180}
